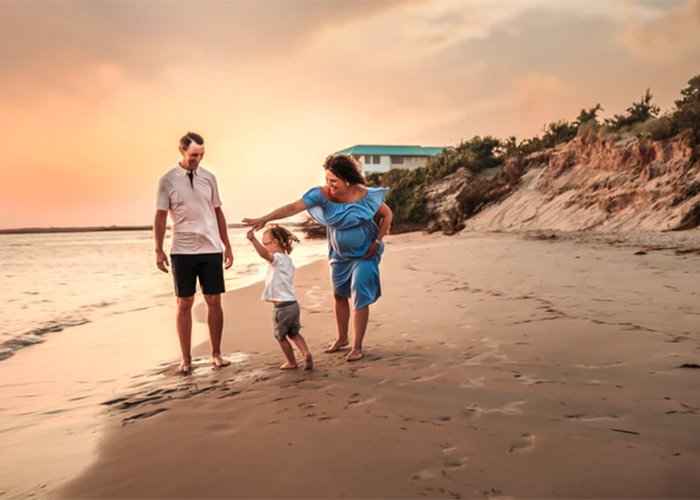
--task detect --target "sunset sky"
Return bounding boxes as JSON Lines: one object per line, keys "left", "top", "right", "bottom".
{"left": 1, "top": 0, "right": 699, "bottom": 229}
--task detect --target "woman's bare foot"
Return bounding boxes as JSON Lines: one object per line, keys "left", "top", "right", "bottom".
{"left": 324, "top": 339, "right": 349, "bottom": 353}
{"left": 280, "top": 362, "right": 298, "bottom": 370}
{"left": 346, "top": 349, "right": 363, "bottom": 362}
{"left": 304, "top": 353, "right": 314, "bottom": 370}
{"left": 212, "top": 355, "right": 231, "bottom": 368}
{"left": 176, "top": 361, "right": 192, "bottom": 375}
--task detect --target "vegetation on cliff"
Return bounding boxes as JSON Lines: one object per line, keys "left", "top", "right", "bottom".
{"left": 366, "top": 74, "right": 700, "bottom": 233}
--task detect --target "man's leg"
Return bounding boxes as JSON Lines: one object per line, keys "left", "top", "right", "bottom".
{"left": 204, "top": 294, "right": 230, "bottom": 367}
{"left": 200, "top": 253, "right": 228, "bottom": 368}
{"left": 176, "top": 296, "right": 195, "bottom": 373}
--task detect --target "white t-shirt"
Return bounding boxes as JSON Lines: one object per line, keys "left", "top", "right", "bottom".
{"left": 262, "top": 253, "right": 297, "bottom": 302}
{"left": 156, "top": 163, "right": 223, "bottom": 255}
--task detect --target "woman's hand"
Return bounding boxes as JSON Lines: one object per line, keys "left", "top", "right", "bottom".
{"left": 242, "top": 217, "right": 267, "bottom": 231}
{"left": 363, "top": 241, "right": 380, "bottom": 259}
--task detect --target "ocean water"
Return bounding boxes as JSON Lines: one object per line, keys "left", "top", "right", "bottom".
{"left": 0, "top": 228, "right": 327, "bottom": 360}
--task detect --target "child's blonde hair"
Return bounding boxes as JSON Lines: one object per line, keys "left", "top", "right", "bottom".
{"left": 265, "top": 224, "right": 300, "bottom": 254}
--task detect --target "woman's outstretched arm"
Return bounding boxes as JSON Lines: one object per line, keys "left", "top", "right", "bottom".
{"left": 242, "top": 199, "right": 307, "bottom": 230}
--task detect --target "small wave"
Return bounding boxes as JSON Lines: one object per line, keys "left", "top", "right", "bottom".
{"left": 0, "top": 316, "right": 92, "bottom": 363}
{"left": 27, "top": 317, "right": 90, "bottom": 336}
{"left": 3, "top": 334, "right": 45, "bottom": 348}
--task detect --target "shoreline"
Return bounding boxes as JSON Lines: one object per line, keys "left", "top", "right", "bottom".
{"left": 0, "top": 256, "right": 326, "bottom": 499}
{"left": 54, "top": 231, "right": 700, "bottom": 499}
{"left": 0, "top": 221, "right": 317, "bottom": 236}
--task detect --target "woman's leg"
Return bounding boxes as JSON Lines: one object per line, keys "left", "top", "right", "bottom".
{"left": 325, "top": 293, "right": 351, "bottom": 352}
{"left": 346, "top": 257, "right": 381, "bottom": 361}
{"left": 347, "top": 306, "right": 369, "bottom": 361}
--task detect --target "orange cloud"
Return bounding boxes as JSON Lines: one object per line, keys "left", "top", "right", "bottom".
{"left": 619, "top": 1, "right": 700, "bottom": 63}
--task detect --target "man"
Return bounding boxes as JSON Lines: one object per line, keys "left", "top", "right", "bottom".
{"left": 154, "top": 132, "right": 234, "bottom": 374}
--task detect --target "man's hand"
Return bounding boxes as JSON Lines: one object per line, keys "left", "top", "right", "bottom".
{"left": 224, "top": 245, "right": 234, "bottom": 269}
{"left": 156, "top": 250, "right": 170, "bottom": 273}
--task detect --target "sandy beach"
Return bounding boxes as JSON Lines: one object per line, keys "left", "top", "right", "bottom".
{"left": 34, "top": 230, "right": 698, "bottom": 499}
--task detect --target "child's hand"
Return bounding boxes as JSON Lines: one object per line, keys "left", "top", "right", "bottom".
{"left": 246, "top": 229, "right": 256, "bottom": 241}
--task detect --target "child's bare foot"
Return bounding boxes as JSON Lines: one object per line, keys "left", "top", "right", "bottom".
{"left": 212, "top": 355, "right": 231, "bottom": 368}
{"left": 304, "top": 353, "right": 314, "bottom": 370}
{"left": 324, "top": 339, "right": 349, "bottom": 353}
{"left": 280, "top": 362, "right": 298, "bottom": 370}
{"left": 346, "top": 349, "right": 363, "bottom": 362}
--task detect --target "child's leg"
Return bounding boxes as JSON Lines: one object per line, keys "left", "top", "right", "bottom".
{"left": 289, "top": 334, "right": 313, "bottom": 370}
{"left": 278, "top": 338, "right": 298, "bottom": 369}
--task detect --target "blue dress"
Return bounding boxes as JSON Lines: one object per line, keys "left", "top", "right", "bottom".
{"left": 302, "top": 186, "right": 389, "bottom": 310}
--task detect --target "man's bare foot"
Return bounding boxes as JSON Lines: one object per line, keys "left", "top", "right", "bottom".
{"left": 176, "top": 361, "right": 192, "bottom": 375}
{"left": 324, "top": 339, "right": 349, "bottom": 353}
{"left": 346, "top": 349, "right": 363, "bottom": 362}
{"left": 280, "top": 362, "right": 298, "bottom": 370}
{"left": 304, "top": 353, "right": 314, "bottom": 370}
{"left": 212, "top": 355, "right": 231, "bottom": 368}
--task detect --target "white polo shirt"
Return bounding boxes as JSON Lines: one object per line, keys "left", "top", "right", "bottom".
{"left": 156, "top": 163, "right": 224, "bottom": 255}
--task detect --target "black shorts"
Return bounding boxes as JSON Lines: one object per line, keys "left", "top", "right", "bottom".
{"left": 170, "top": 253, "right": 225, "bottom": 297}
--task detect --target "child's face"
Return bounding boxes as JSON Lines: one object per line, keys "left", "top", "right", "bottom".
{"left": 262, "top": 232, "right": 280, "bottom": 251}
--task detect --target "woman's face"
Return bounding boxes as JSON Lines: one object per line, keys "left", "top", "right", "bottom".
{"left": 325, "top": 170, "right": 347, "bottom": 196}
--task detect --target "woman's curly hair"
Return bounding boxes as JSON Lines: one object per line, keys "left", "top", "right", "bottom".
{"left": 323, "top": 154, "right": 366, "bottom": 186}
{"left": 265, "top": 224, "right": 300, "bottom": 254}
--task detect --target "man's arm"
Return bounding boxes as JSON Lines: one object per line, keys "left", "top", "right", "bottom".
{"left": 215, "top": 207, "right": 234, "bottom": 269}
{"left": 154, "top": 210, "right": 169, "bottom": 273}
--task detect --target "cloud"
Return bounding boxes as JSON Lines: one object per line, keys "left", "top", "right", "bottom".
{"left": 618, "top": 0, "right": 700, "bottom": 63}
{"left": 0, "top": 0, "right": 412, "bottom": 101}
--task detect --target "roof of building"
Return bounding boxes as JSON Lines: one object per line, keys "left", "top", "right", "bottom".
{"left": 334, "top": 145, "right": 445, "bottom": 157}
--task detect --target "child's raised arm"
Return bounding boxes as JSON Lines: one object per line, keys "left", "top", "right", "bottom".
{"left": 246, "top": 229, "right": 274, "bottom": 263}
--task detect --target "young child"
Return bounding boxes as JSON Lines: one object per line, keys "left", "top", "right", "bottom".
{"left": 247, "top": 225, "right": 313, "bottom": 370}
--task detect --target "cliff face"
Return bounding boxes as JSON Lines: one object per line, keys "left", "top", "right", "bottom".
{"left": 425, "top": 134, "right": 700, "bottom": 233}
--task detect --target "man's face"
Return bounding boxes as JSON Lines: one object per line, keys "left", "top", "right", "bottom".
{"left": 179, "top": 143, "right": 205, "bottom": 170}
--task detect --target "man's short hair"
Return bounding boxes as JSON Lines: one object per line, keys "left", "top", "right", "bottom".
{"left": 180, "top": 132, "right": 204, "bottom": 150}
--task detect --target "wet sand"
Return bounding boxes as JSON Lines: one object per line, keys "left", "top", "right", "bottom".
{"left": 36, "top": 232, "right": 700, "bottom": 498}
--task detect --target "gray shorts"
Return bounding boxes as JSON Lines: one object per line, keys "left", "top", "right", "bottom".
{"left": 272, "top": 301, "right": 301, "bottom": 341}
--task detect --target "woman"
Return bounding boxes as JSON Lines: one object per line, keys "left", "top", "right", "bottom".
{"left": 243, "top": 154, "right": 393, "bottom": 362}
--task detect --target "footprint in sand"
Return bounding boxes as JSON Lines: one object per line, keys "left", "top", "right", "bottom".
{"left": 410, "top": 457, "right": 469, "bottom": 480}
{"left": 564, "top": 413, "right": 619, "bottom": 422}
{"left": 508, "top": 433, "right": 535, "bottom": 454}
{"left": 464, "top": 401, "right": 526, "bottom": 420}
{"left": 512, "top": 372, "right": 560, "bottom": 386}
{"left": 483, "top": 488, "right": 515, "bottom": 499}
{"left": 121, "top": 408, "right": 168, "bottom": 426}
{"left": 577, "top": 362, "right": 625, "bottom": 369}
{"left": 346, "top": 394, "right": 381, "bottom": 407}
{"left": 459, "top": 376, "right": 485, "bottom": 388}
{"left": 441, "top": 444, "right": 458, "bottom": 455}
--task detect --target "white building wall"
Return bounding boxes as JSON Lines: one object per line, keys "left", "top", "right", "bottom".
{"left": 361, "top": 155, "right": 391, "bottom": 174}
